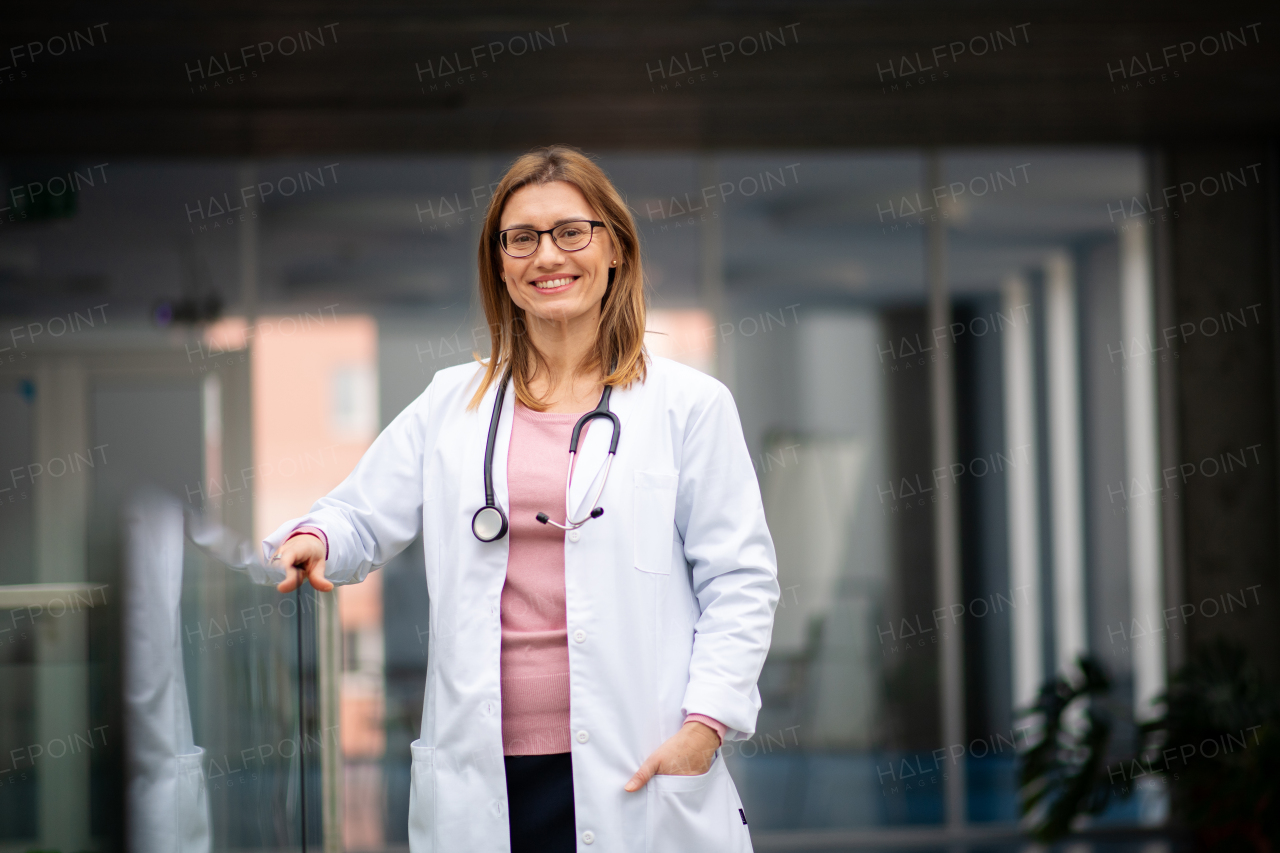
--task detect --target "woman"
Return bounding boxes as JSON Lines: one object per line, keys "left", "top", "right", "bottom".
{"left": 264, "top": 145, "right": 779, "bottom": 853}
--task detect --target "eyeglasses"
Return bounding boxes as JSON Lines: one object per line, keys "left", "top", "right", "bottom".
{"left": 496, "top": 220, "right": 605, "bottom": 258}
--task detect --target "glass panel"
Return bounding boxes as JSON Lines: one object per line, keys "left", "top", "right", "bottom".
{"left": 942, "top": 150, "right": 1152, "bottom": 823}
{"left": 0, "top": 149, "right": 1162, "bottom": 848}
{"left": 0, "top": 382, "right": 37, "bottom": 842}
{"left": 90, "top": 377, "right": 314, "bottom": 851}
{"left": 701, "top": 153, "right": 944, "bottom": 829}
{"left": 180, "top": 536, "right": 314, "bottom": 850}
{"left": 93, "top": 380, "right": 206, "bottom": 847}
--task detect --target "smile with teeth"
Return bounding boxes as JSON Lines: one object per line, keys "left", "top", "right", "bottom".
{"left": 534, "top": 276, "right": 578, "bottom": 289}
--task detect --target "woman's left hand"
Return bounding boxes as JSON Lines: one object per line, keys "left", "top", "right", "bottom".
{"left": 624, "top": 720, "right": 721, "bottom": 792}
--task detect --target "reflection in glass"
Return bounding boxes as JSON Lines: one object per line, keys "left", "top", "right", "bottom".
{"left": 123, "top": 489, "right": 210, "bottom": 853}
{"left": 184, "top": 509, "right": 318, "bottom": 850}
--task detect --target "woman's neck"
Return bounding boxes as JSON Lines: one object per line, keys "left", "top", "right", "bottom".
{"left": 522, "top": 310, "right": 603, "bottom": 411}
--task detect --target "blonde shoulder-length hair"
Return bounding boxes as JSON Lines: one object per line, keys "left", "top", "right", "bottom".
{"left": 466, "top": 145, "right": 648, "bottom": 412}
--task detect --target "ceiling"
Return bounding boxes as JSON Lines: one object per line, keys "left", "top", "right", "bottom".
{"left": 0, "top": 2, "right": 1268, "bottom": 321}
{"left": 1, "top": 1, "right": 1276, "bottom": 156}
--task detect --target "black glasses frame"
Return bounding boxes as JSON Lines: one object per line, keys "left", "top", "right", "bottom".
{"left": 495, "top": 220, "right": 606, "bottom": 258}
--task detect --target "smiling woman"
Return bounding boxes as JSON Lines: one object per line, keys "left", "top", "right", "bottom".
{"left": 264, "top": 144, "right": 780, "bottom": 853}
{"left": 472, "top": 145, "right": 649, "bottom": 415}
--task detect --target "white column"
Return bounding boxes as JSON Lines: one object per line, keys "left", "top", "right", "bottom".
{"left": 202, "top": 373, "right": 223, "bottom": 527}
{"left": 237, "top": 163, "right": 259, "bottom": 320}
{"left": 1120, "top": 225, "right": 1166, "bottom": 722}
{"left": 1044, "top": 252, "right": 1088, "bottom": 674}
{"left": 698, "top": 156, "right": 731, "bottom": 388}
{"left": 33, "top": 358, "right": 92, "bottom": 851}
{"left": 471, "top": 156, "right": 489, "bottom": 306}
{"left": 926, "top": 153, "right": 965, "bottom": 829}
{"left": 1002, "top": 274, "right": 1044, "bottom": 711}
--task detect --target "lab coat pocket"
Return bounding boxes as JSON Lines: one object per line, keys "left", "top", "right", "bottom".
{"left": 634, "top": 470, "right": 679, "bottom": 574}
{"left": 648, "top": 754, "right": 751, "bottom": 852}
{"left": 408, "top": 740, "right": 435, "bottom": 853}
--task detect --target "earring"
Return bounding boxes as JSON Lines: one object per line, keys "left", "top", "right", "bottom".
{"left": 611, "top": 260, "right": 617, "bottom": 266}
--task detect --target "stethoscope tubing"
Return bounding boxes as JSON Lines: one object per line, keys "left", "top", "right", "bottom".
{"left": 472, "top": 364, "right": 620, "bottom": 541}
{"left": 471, "top": 367, "right": 513, "bottom": 542}
{"left": 543, "top": 448, "right": 615, "bottom": 531}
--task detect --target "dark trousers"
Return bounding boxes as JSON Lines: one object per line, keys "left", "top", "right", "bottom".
{"left": 505, "top": 752, "right": 576, "bottom": 853}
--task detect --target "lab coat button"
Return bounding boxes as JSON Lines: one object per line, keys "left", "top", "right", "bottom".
{"left": 568, "top": 530, "right": 581, "bottom": 542}
{"left": 576, "top": 730, "right": 590, "bottom": 743}
{"left": 582, "top": 830, "right": 595, "bottom": 844}
{"left": 573, "top": 629, "right": 586, "bottom": 643}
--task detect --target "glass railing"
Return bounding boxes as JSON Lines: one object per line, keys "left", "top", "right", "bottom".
{"left": 0, "top": 487, "right": 333, "bottom": 853}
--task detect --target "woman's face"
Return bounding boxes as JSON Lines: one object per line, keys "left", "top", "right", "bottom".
{"left": 498, "top": 180, "right": 617, "bottom": 331}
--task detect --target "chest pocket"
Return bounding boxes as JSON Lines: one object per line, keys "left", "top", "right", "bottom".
{"left": 633, "top": 469, "right": 679, "bottom": 574}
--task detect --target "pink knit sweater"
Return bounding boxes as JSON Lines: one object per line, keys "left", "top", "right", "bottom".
{"left": 500, "top": 400, "right": 724, "bottom": 755}
{"left": 288, "top": 398, "right": 726, "bottom": 757}
{"left": 499, "top": 401, "right": 581, "bottom": 754}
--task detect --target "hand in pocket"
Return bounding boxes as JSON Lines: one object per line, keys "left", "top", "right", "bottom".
{"left": 624, "top": 720, "right": 720, "bottom": 792}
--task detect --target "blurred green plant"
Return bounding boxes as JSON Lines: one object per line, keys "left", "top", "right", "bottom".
{"left": 1149, "top": 640, "right": 1278, "bottom": 852}
{"left": 1017, "top": 655, "right": 1117, "bottom": 841}
{"left": 1017, "top": 640, "right": 1279, "bottom": 852}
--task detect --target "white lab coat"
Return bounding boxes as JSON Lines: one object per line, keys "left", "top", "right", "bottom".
{"left": 263, "top": 354, "right": 779, "bottom": 853}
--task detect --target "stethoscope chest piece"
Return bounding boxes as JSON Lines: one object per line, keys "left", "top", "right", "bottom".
{"left": 472, "top": 505, "right": 508, "bottom": 542}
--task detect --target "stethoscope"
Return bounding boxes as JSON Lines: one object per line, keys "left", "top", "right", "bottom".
{"left": 471, "top": 362, "right": 622, "bottom": 542}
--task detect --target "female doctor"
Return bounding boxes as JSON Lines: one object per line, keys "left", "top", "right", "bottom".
{"left": 264, "top": 145, "right": 779, "bottom": 853}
